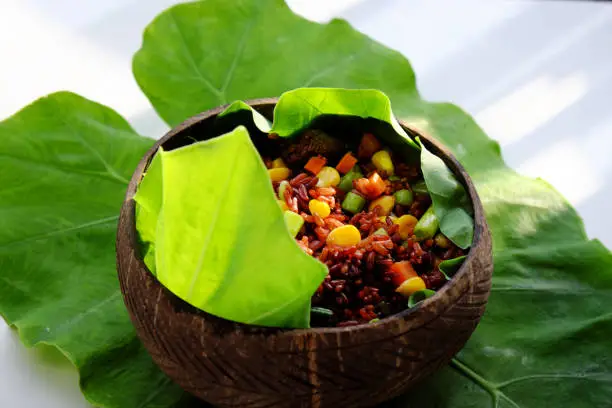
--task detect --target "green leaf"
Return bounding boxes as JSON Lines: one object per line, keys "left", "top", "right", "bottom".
{"left": 270, "top": 88, "right": 418, "bottom": 149}
{"left": 218, "top": 100, "right": 271, "bottom": 132}
{"left": 133, "top": 0, "right": 419, "bottom": 128}
{"left": 438, "top": 255, "right": 467, "bottom": 280}
{"left": 134, "top": 126, "right": 327, "bottom": 328}
{"left": 132, "top": 1, "right": 612, "bottom": 407}
{"left": 407, "top": 289, "right": 436, "bottom": 308}
{"left": 420, "top": 143, "right": 474, "bottom": 248}
{"left": 0, "top": 93, "right": 185, "bottom": 407}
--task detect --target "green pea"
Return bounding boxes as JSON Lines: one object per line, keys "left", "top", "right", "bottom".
{"left": 342, "top": 192, "right": 366, "bottom": 214}
{"left": 434, "top": 232, "right": 452, "bottom": 249}
{"left": 413, "top": 205, "right": 439, "bottom": 240}
{"left": 394, "top": 189, "right": 414, "bottom": 206}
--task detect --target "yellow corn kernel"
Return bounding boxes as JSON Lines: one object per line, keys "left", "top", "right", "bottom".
{"left": 394, "top": 214, "right": 418, "bottom": 239}
{"left": 272, "top": 157, "right": 287, "bottom": 168}
{"left": 277, "top": 199, "right": 289, "bottom": 212}
{"left": 268, "top": 167, "right": 291, "bottom": 182}
{"left": 396, "top": 276, "right": 426, "bottom": 297}
{"left": 309, "top": 199, "right": 331, "bottom": 218}
{"left": 316, "top": 166, "right": 341, "bottom": 187}
{"left": 371, "top": 150, "right": 394, "bottom": 176}
{"left": 369, "top": 195, "right": 395, "bottom": 216}
{"left": 326, "top": 225, "right": 361, "bottom": 247}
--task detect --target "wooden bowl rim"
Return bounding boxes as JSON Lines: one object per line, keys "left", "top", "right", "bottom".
{"left": 120, "top": 97, "right": 489, "bottom": 336}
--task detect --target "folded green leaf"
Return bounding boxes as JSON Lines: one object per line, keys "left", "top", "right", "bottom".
{"left": 218, "top": 100, "right": 271, "bottom": 132}
{"left": 439, "top": 255, "right": 466, "bottom": 280}
{"left": 420, "top": 142, "right": 474, "bottom": 249}
{"left": 134, "top": 126, "right": 327, "bottom": 328}
{"left": 0, "top": 92, "right": 184, "bottom": 407}
{"left": 407, "top": 289, "right": 436, "bottom": 308}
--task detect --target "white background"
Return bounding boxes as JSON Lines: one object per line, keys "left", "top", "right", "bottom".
{"left": 1, "top": 0, "right": 611, "bottom": 406}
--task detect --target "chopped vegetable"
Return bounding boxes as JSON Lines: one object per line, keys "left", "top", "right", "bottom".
{"left": 277, "top": 199, "right": 289, "bottom": 211}
{"left": 412, "top": 180, "right": 429, "bottom": 195}
{"left": 278, "top": 180, "right": 290, "bottom": 200}
{"left": 355, "top": 172, "right": 386, "bottom": 199}
{"left": 336, "top": 152, "right": 358, "bottom": 174}
{"left": 371, "top": 150, "right": 394, "bottom": 176}
{"left": 367, "top": 172, "right": 386, "bottom": 197}
{"left": 342, "top": 192, "right": 366, "bottom": 214}
{"left": 268, "top": 167, "right": 291, "bottom": 182}
{"left": 309, "top": 199, "right": 331, "bottom": 218}
{"left": 304, "top": 156, "right": 327, "bottom": 174}
{"left": 271, "top": 157, "right": 286, "bottom": 168}
{"left": 283, "top": 210, "right": 304, "bottom": 237}
{"left": 389, "top": 261, "right": 417, "bottom": 286}
{"left": 358, "top": 133, "right": 382, "bottom": 159}
{"left": 368, "top": 195, "right": 395, "bottom": 216}
{"left": 316, "top": 166, "right": 341, "bottom": 187}
{"left": 394, "top": 214, "right": 419, "bottom": 239}
{"left": 434, "top": 232, "right": 452, "bottom": 249}
{"left": 407, "top": 289, "right": 436, "bottom": 307}
{"left": 414, "top": 205, "right": 439, "bottom": 241}
{"left": 396, "top": 276, "right": 426, "bottom": 297}
{"left": 326, "top": 225, "right": 361, "bottom": 247}
{"left": 388, "top": 175, "right": 401, "bottom": 181}
{"left": 394, "top": 189, "right": 414, "bottom": 206}
{"left": 338, "top": 166, "right": 363, "bottom": 192}
{"left": 373, "top": 227, "right": 388, "bottom": 236}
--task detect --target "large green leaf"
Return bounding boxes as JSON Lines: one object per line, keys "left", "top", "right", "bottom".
{"left": 0, "top": 93, "right": 185, "bottom": 407}
{"left": 134, "top": 126, "right": 327, "bottom": 328}
{"left": 133, "top": 1, "right": 612, "bottom": 407}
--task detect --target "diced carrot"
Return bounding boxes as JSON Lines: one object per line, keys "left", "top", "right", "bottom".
{"left": 358, "top": 133, "right": 382, "bottom": 159}
{"left": 304, "top": 156, "right": 327, "bottom": 175}
{"left": 367, "top": 172, "right": 387, "bottom": 198}
{"left": 335, "top": 152, "right": 358, "bottom": 174}
{"left": 354, "top": 171, "right": 387, "bottom": 200}
{"left": 389, "top": 261, "right": 417, "bottom": 286}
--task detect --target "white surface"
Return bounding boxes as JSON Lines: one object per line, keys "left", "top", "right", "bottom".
{"left": 0, "top": 0, "right": 611, "bottom": 406}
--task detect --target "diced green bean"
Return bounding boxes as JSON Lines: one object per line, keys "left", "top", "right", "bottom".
{"left": 283, "top": 210, "right": 304, "bottom": 237}
{"left": 394, "top": 189, "right": 414, "bottom": 206}
{"left": 411, "top": 180, "right": 429, "bottom": 195}
{"left": 342, "top": 192, "right": 366, "bottom": 214}
{"left": 278, "top": 180, "right": 290, "bottom": 200}
{"left": 414, "top": 205, "right": 439, "bottom": 240}
{"left": 369, "top": 318, "right": 380, "bottom": 324}
{"left": 338, "top": 166, "right": 363, "bottom": 192}
{"left": 311, "top": 307, "right": 334, "bottom": 317}
{"left": 388, "top": 175, "right": 401, "bottom": 181}
{"left": 434, "top": 232, "right": 452, "bottom": 249}
{"left": 407, "top": 289, "right": 436, "bottom": 308}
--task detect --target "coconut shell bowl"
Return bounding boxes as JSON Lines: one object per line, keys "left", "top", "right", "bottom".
{"left": 116, "top": 98, "right": 493, "bottom": 408}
